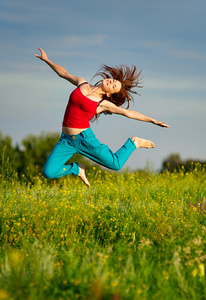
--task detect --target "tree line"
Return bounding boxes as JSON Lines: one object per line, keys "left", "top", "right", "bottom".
{"left": 0, "top": 131, "right": 98, "bottom": 183}
{"left": 161, "top": 153, "right": 206, "bottom": 173}
{"left": 0, "top": 131, "right": 205, "bottom": 182}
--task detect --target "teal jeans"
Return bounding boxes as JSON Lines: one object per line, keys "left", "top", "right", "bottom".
{"left": 42, "top": 127, "right": 136, "bottom": 179}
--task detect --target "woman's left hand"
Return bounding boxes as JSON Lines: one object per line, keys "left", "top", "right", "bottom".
{"left": 152, "top": 120, "right": 170, "bottom": 128}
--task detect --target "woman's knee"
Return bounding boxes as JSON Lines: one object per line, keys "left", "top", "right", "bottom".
{"left": 109, "top": 161, "right": 122, "bottom": 171}
{"left": 42, "top": 165, "right": 55, "bottom": 179}
{"left": 112, "top": 165, "right": 121, "bottom": 171}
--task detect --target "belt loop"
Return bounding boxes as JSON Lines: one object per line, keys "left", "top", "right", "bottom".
{"left": 82, "top": 128, "right": 90, "bottom": 138}
{"left": 80, "top": 130, "right": 86, "bottom": 138}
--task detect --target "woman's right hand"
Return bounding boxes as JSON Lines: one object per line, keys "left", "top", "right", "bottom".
{"left": 34, "top": 48, "right": 85, "bottom": 86}
{"left": 35, "top": 48, "right": 48, "bottom": 61}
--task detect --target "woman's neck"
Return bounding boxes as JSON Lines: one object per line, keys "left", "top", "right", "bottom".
{"left": 90, "top": 84, "right": 105, "bottom": 98}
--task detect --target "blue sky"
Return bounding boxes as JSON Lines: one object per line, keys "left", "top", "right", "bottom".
{"left": 0, "top": 0, "right": 206, "bottom": 170}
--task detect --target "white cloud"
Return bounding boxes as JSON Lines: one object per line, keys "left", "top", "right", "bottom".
{"left": 172, "top": 50, "right": 206, "bottom": 60}
{"left": 139, "top": 40, "right": 206, "bottom": 62}
{"left": 0, "top": 11, "right": 28, "bottom": 23}
{"left": 0, "top": 1, "right": 59, "bottom": 23}
{"left": 145, "top": 75, "right": 206, "bottom": 91}
{"left": 140, "top": 40, "right": 165, "bottom": 49}
{"left": 62, "top": 34, "right": 108, "bottom": 48}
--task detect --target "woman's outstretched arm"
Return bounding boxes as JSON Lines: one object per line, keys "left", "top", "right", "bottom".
{"left": 97, "top": 100, "right": 170, "bottom": 128}
{"left": 35, "top": 48, "right": 86, "bottom": 86}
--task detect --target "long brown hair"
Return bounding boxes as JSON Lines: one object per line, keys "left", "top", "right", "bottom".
{"left": 94, "top": 64, "right": 143, "bottom": 108}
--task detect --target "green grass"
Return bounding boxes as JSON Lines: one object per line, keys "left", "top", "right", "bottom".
{"left": 0, "top": 165, "right": 206, "bottom": 299}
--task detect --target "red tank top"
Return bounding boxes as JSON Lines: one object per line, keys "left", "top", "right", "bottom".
{"left": 62, "top": 83, "right": 101, "bottom": 128}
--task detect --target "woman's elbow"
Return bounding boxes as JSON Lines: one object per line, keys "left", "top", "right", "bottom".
{"left": 124, "top": 110, "right": 133, "bottom": 119}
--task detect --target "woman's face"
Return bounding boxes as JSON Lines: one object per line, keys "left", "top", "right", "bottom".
{"left": 102, "top": 78, "right": 122, "bottom": 94}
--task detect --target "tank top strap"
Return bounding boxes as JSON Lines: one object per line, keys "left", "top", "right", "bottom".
{"left": 77, "top": 82, "right": 88, "bottom": 87}
{"left": 97, "top": 99, "right": 104, "bottom": 107}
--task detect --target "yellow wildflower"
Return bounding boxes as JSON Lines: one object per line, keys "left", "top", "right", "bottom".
{"left": 198, "top": 263, "right": 205, "bottom": 277}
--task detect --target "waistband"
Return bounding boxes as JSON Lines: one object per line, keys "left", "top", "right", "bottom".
{"left": 61, "top": 127, "right": 94, "bottom": 140}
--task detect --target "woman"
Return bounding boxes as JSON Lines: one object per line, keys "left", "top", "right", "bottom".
{"left": 35, "top": 48, "right": 169, "bottom": 187}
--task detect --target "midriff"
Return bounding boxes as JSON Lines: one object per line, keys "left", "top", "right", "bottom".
{"left": 62, "top": 126, "right": 88, "bottom": 136}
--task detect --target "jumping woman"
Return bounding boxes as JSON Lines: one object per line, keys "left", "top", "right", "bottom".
{"left": 35, "top": 48, "right": 169, "bottom": 187}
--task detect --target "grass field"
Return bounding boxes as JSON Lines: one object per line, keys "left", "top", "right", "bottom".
{"left": 0, "top": 165, "right": 206, "bottom": 299}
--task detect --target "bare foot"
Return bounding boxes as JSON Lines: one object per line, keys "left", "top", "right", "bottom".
{"left": 78, "top": 164, "right": 90, "bottom": 187}
{"left": 132, "top": 136, "right": 155, "bottom": 149}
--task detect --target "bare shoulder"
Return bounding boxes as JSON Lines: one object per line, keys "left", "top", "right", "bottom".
{"left": 78, "top": 82, "right": 89, "bottom": 93}
{"left": 76, "top": 77, "right": 88, "bottom": 86}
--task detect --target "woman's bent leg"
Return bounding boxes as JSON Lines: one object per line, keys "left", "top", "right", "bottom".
{"left": 77, "top": 129, "right": 136, "bottom": 171}
{"left": 42, "top": 137, "right": 78, "bottom": 179}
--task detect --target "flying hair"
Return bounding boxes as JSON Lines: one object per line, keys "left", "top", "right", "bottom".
{"left": 94, "top": 64, "right": 143, "bottom": 108}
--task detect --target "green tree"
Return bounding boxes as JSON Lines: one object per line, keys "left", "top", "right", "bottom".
{"left": 0, "top": 133, "right": 20, "bottom": 172}
{"left": 161, "top": 153, "right": 206, "bottom": 173}
{"left": 20, "top": 132, "right": 60, "bottom": 179}
{"left": 161, "top": 153, "right": 183, "bottom": 172}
